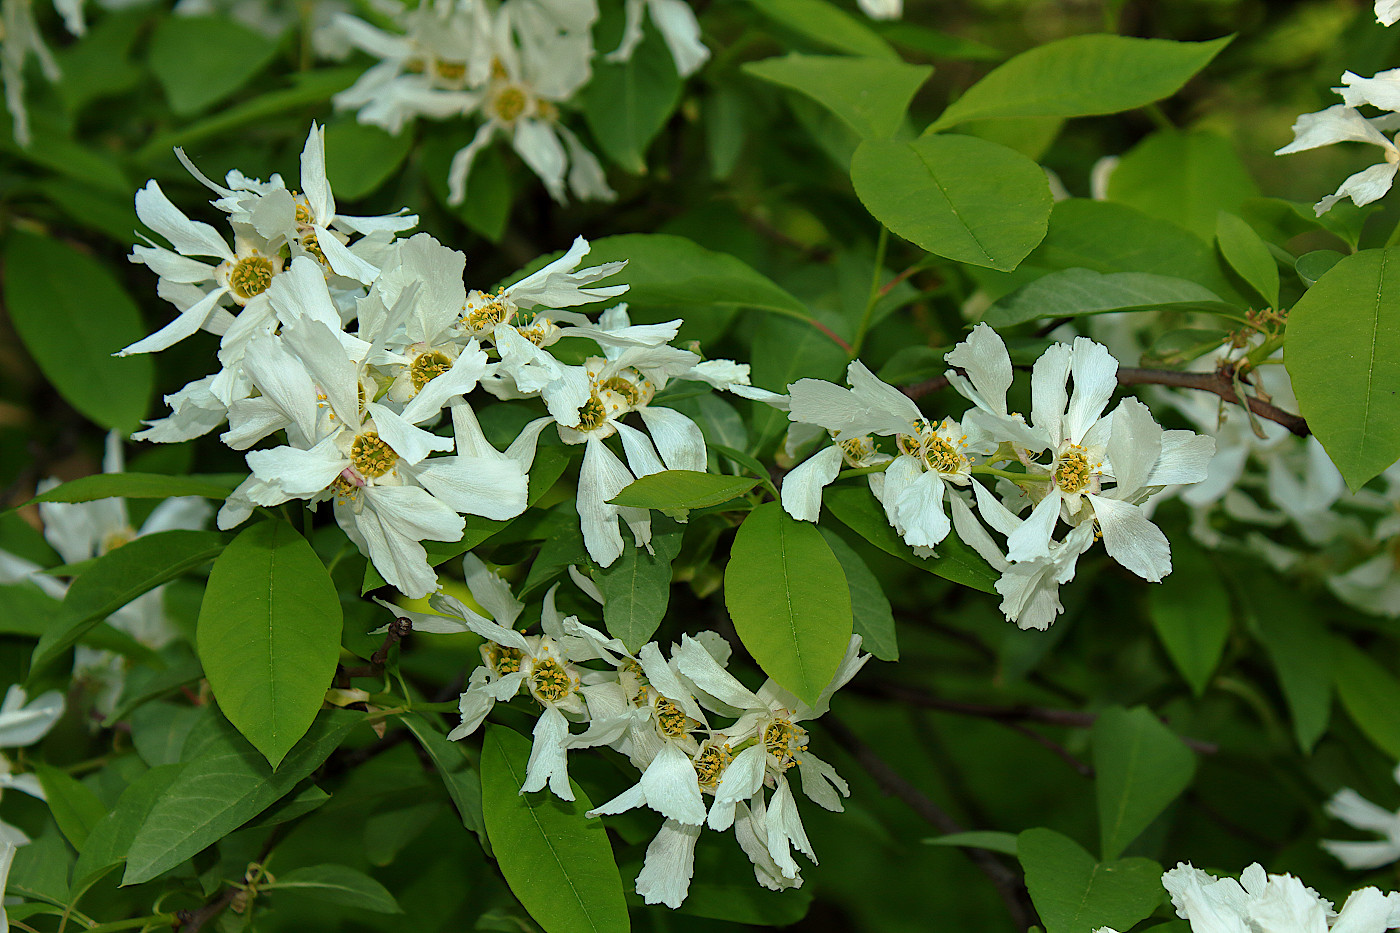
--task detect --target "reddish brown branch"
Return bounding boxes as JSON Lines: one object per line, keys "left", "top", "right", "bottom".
{"left": 903, "top": 366, "right": 1309, "bottom": 438}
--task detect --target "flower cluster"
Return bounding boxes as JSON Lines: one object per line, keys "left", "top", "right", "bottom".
{"left": 325, "top": 0, "right": 707, "bottom": 205}
{"left": 1098, "top": 861, "right": 1400, "bottom": 933}
{"left": 123, "top": 123, "right": 758, "bottom": 596}
{"left": 779, "top": 324, "right": 1216, "bottom": 630}
{"left": 2, "top": 0, "right": 85, "bottom": 146}
{"left": 392, "top": 555, "right": 869, "bottom": 908}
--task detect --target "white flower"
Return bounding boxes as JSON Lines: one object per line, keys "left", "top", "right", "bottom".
{"left": 856, "top": 0, "right": 902, "bottom": 18}
{"left": 1323, "top": 765, "right": 1400, "bottom": 870}
{"left": 0, "top": 685, "right": 64, "bottom": 846}
{"left": 0, "top": 839, "right": 15, "bottom": 928}
{"left": 2, "top": 0, "right": 61, "bottom": 146}
{"left": 609, "top": 0, "right": 709, "bottom": 77}
{"left": 1276, "top": 102, "right": 1400, "bottom": 215}
{"left": 1162, "top": 861, "right": 1400, "bottom": 933}
{"left": 1381, "top": 0, "right": 1400, "bottom": 26}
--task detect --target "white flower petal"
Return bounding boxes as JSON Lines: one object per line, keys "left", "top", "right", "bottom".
{"left": 781, "top": 445, "right": 843, "bottom": 522}
{"left": 634, "top": 819, "right": 701, "bottom": 908}
{"left": 1091, "top": 495, "right": 1171, "bottom": 582}
{"left": 637, "top": 407, "right": 708, "bottom": 473}
{"left": 522, "top": 705, "right": 574, "bottom": 800}
{"left": 640, "top": 743, "right": 707, "bottom": 825}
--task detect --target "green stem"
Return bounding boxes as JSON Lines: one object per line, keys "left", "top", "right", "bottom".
{"left": 86, "top": 915, "right": 177, "bottom": 933}
{"left": 970, "top": 465, "right": 1049, "bottom": 484}
{"left": 837, "top": 462, "right": 891, "bottom": 479}
{"left": 850, "top": 227, "right": 889, "bottom": 359}
{"left": 1143, "top": 103, "right": 1174, "bottom": 131}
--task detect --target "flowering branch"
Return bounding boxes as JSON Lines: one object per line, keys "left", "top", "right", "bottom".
{"left": 902, "top": 364, "right": 1310, "bottom": 437}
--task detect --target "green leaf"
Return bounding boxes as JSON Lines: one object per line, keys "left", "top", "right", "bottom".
{"left": 930, "top": 34, "right": 1231, "bottom": 130}
{"left": 198, "top": 521, "right": 343, "bottom": 768}
{"left": 265, "top": 865, "right": 402, "bottom": 913}
{"left": 1029, "top": 199, "right": 1240, "bottom": 300}
{"left": 1216, "top": 212, "right": 1280, "bottom": 308}
{"left": 31, "top": 530, "right": 226, "bottom": 678}
{"left": 33, "top": 765, "right": 106, "bottom": 850}
{"left": 0, "top": 582, "right": 164, "bottom": 660}
{"left": 1334, "top": 641, "right": 1400, "bottom": 759}
{"left": 1148, "top": 543, "right": 1231, "bottom": 696}
{"left": 480, "top": 725, "right": 628, "bottom": 933}
{"left": 136, "top": 69, "right": 360, "bottom": 163}
{"left": 54, "top": 8, "right": 147, "bottom": 114}
{"left": 73, "top": 764, "right": 184, "bottom": 887}
{"left": 743, "top": 54, "right": 932, "bottom": 139}
{"left": 400, "top": 714, "right": 487, "bottom": 844}
{"left": 4, "top": 232, "right": 154, "bottom": 434}
{"left": 1018, "top": 827, "right": 1163, "bottom": 933}
{"left": 609, "top": 471, "right": 757, "bottom": 510}
{"left": 545, "top": 234, "right": 809, "bottom": 318}
{"left": 27, "top": 472, "right": 237, "bottom": 506}
{"left": 746, "top": 0, "right": 897, "bottom": 59}
{"left": 1092, "top": 707, "right": 1196, "bottom": 861}
{"left": 1105, "top": 129, "right": 1260, "bottom": 241}
{"left": 148, "top": 15, "right": 283, "bottom": 115}
{"left": 823, "top": 486, "right": 999, "bottom": 593}
{"left": 598, "top": 520, "right": 685, "bottom": 651}
{"left": 1297, "top": 249, "right": 1345, "bottom": 288}
{"left": 1285, "top": 248, "right": 1400, "bottom": 490}
{"left": 1247, "top": 583, "right": 1332, "bottom": 753}
{"left": 818, "top": 528, "right": 897, "bottom": 661}
{"left": 851, "top": 135, "right": 1052, "bottom": 271}
{"left": 322, "top": 119, "right": 415, "bottom": 200}
{"left": 122, "top": 710, "right": 363, "bottom": 885}
{"left": 923, "top": 831, "right": 1020, "bottom": 856}
{"left": 581, "top": 22, "right": 681, "bottom": 173}
{"left": 983, "top": 268, "right": 1229, "bottom": 328}
{"left": 724, "top": 502, "right": 852, "bottom": 705}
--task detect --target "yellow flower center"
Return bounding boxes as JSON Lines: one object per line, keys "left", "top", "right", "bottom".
{"left": 410, "top": 351, "right": 453, "bottom": 393}
{"left": 763, "top": 718, "right": 808, "bottom": 771}
{"left": 492, "top": 86, "right": 528, "bottom": 123}
{"left": 1054, "top": 447, "right": 1092, "bottom": 494}
{"left": 576, "top": 396, "right": 608, "bottom": 431}
{"left": 227, "top": 255, "right": 276, "bottom": 300}
{"left": 693, "top": 744, "right": 733, "bottom": 789}
{"left": 600, "top": 376, "right": 642, "bottom": 407}
{"left": 654, "top": 697, "right": 691, "bottom": 738}
{"left": 350, "top": 432, "right": 398, "bottom": 478}
{"left": 432, "top": 59, "right": 467, "bottom": 83}
{"left": 485, "top": 643, "right": 523, "bottom": 676}
{"left": 100, "top": 528, "right": 135, "bottom": 554}
{"left": 531, "top": 658, "right": 574, "bottom": 704}
{"left": 925, "top": 433, "right": 966, "bottom": 474}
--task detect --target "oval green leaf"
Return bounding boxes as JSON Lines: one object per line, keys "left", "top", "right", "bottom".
{"left": 4, "top": 232, "right": 154, "bottom": 434}
{"left": 148, "top": 15, "right": 282, "bottom": 115}
{"left": 724, "top": 501, "right": 852, "bottom": 705}
{"left": 609, "top": 471, "right": 757, "bottom": 510}
{"left": 1216, "top": 211, "right": 1279, "bottom": 308}
{"left": 743, "top": 54, "right": 932, "bottom": 140}
{"left": 198, "top": 520, "right": 343, "bottom": 768}
{"left": 984, "top": 268, "right": 1228, "bottom": 328}
{"left": 481, "top": 725, "right": 628, "bottom": 933}
{"left": 27, "top": 472, "right": 238, "bottom": 506}
{"left": 322, "top": 119, "right": 415, "bottom": 200}
{"left": 1017, "top": 827, "right": 1163, "bottom": 933}
{"left": 1286, "top": 248, "right": 1400, "bottom": 491}
{"left": 266, "top": 865, "right": 402, "bottom": 913}
{"left": 930, "top": 34, "right": 1231, "bottom": 130}
{"left": 581, "top": 18, "right": 681, "bottom": 174}
{"left": 1091, "top": 706, "right": 1196, "bottom": 861}
{"left": 851, "top": 135, "right": 1052, "bottom": 272}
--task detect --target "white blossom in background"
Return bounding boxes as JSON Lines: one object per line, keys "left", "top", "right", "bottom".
{"left": 1322, "top": 764, "right": 1400, "bottom": 870}
{"left": 856, "top": 0, "right": 902, "bottom": 19}
{"left": 1379, "top": 0, "right": 1400, "bottom": 27}
{"left": 608, "top": 0, "right": 709, "bottom": 77}
{"left": 1276, "top": 99, "right": 1400, "bottom": 215}
{"left": 2, "top": 0, "right": 63, "bottom": 146}
{"left": 0, "top": 685, "right": 65, "bottom": 846}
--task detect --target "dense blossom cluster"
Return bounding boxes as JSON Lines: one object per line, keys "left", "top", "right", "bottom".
{"left": 121, "top": 123, "right": 758, "bottom": 597}
{"left": 323, "top": 0, "right": 705, "bottom": 204}
{"left": 384, "top": 557, "right": 869, "bottom": 908}
{"left": 777, "top": 324, "right": 1217, "bottom": 630}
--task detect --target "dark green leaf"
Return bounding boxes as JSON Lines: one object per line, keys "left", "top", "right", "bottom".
{"left": 401, "top": 714, "right": 488, "bottom": 846}
{"left": 1018, "top": 827, "right": 1163, "bottom": 933}
{"left": 323, "top": 119, "right": 415, "bottom": 200}
{"left": 1092, "top": 707, "right": 1196, "bottom": 860}
{"left": 122, "top": 711, "right": 363, "bottom": 884}
{"left": 581, "top": 23, "right": 681, "bottom": 173}
{"left": 930, "top": 35, "right": 1231, "bottom": 130}
{"left": 148, "top": 15, "right": 283, "bottom": 115}
{"left": 33, "top": 765, "right": 106, "bottom": 850}
{"left": 1334, "top": 641, "right": 1400, "bottom": 759}
{"left": 27, "top": 473, "right": 237, "bottom": 506}
{"left": 1216, "top": 212, "right": 1280, "bottom": 307}
{"left": 598, "top": 520, "right": 685, "bottom": 651}
{"left": 851, "top": 135, "right": 1052, "bottom": 271}
{"left": 266, "top": 865, "right": 402, "bottom": 913}
{"left": 480, "top": 725, "right": 628, "bottom": 933}
{"left": 743, "top": 54, "right": 931, "bottom": 139}
{"left": 725, "top": 502, "right": 852, "bottom": 705}
{"left": 923, "top": 831, "right": 1020, "bottom": 856}
{"left": 746, "top": 0, "right": 897, "bottom": 59}
{"left": 198, "top": 521, "right": 343, "bottom": 768}
{"left": 1148, "top": 543, "right": 1231, "bottom": 696}
{"left": 610, "top": 471, "right": 757, "bottom": 510}
{"left": 1285, "top": 248, "right": 1400, "bottom": 490}
{"left": 818, "top": 528, "right": 897, "bottom": 661}
{"left": 4, "top": 232, "right": 154, "bottom": 434}
{"left": 31, "top": 530, "right": 225, "bottom": 677}
{"left": 983, "top": 268, "right": 1229, "bottom": 328}
{"left": 1105, "top": 129, "right": 1259, "bottom": 241}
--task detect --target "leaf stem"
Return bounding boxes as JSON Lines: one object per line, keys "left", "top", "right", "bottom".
{"left": 851, "top": 226, "right": 890, "bottom": 359}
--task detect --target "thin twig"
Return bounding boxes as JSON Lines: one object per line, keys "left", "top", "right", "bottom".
{"left": 872, "top": 684, "right": 1218, "bottom": 755}
{"left": 823, "top": 716, "right": 1038, "bottom": 932}
{"left": 902, "top": 365, "right": 1309, "bottom": 437}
